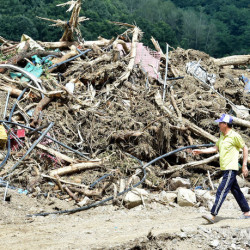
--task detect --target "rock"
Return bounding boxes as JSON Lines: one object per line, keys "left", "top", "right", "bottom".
{"left": 207, "top": 200, "right": 214, "bottom": 210}
{"left": 131, "top": 175, "right": 141, "bottom": 185}
{"left": 195, "top": 189, "right": 215, "bottom": 203}
{"left": 194, "top": 189, "right": 207, "bottom": 196}
{"left": 230, "top": 243, "right": 237, "bottom": 249}
{"left": 159, "top": 191, "right": 177, "bottom": 203}
{"left": 0, "top": 153, "right": 4, "bottom": 160}
{"left": 124, "top": 188, "right": 149, "bottom": 209}
{"left": 210, "top": 240, "right": 220, "bottom": 248}
{"left": 195, "top": 190, "right": 214, "bottom": 209}
{"left": 178, "top": 232, "right": 187, "bottom": 239}
{"left": 240, "top": 187, "right": 249, "bottom": 196}
{"left": 236, "top": 175, "right": 245, "bottom": 187}
{"left": 203, "top": 191, "right": 214, "bottom": 201}
{"left": 78, "top": 196, "right": 91, "bottom": 207}
{"left": 219, "top": 175, "right": 245, "bottom": 188}
{"left": 170, "top": 177, "right": 191, "bottom": 190}
{"left": 169, "top": 202, "right": 179, "bottom": 208}
{"left": 177, "top": 188, "right": 196, "bottom": 207}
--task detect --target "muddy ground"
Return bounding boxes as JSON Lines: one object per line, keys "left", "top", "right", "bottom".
{"left": 0, "top": 188, "right": 249, "bottom": 250}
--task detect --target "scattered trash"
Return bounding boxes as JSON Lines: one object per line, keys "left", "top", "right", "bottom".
{"left": 17, "top": 34, "right": 44, "bottom": 52}
{"left": 17, "top": 188, "right": 28, "bottom": 195}
{"left": 10, "top": 129, "right": 25, "bottom": 150}
{"left": 65, "top": 82, "right": 75, "bottom": 94}
{"left": 186, "top": 60, "right": 216, "bottom": 87}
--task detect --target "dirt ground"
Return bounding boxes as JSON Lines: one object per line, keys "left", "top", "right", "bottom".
{"left": 0, "top": 188, "right": 249, "bottom": 250}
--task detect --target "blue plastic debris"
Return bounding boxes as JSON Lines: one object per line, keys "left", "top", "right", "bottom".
{"left": 240, "top": 75, "right": 250, "bottom": 93}
{"left": 21, "top": 62, "right": 43, "bottom": 81}
{"left": 17, "top": 188, "right": 28, "bottom": 195}
{"left": 1, "top": 178, "right": 28, "bottom": 195}
{"left": 10, "top": 55, "right": 52, "bottom": 81}
{"left": 27, "top": 109, "right": 35, "bottom": 117}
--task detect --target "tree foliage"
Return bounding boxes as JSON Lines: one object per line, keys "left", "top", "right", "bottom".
{"left": 0, "top": 0, "right": 249, "bottom": 57}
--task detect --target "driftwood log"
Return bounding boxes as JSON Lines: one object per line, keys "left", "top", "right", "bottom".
{"left": 36, "top": 144, "right": 78, "bottom": 164}
{"left": 49, "top": 160, "right": 104, "bottom": 177}
{"left": 214, "top": 55, "right": 250, "bottom": 66}
{"left": 38, "top": 38, "right": 111, "bottom": 50}
{"left": 0, "top": 84, "right": 22, "bottom": 97}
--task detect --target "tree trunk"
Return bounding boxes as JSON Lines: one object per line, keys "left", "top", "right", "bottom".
{"left": 214, "top": 55, "right": 250, "bottom": 66}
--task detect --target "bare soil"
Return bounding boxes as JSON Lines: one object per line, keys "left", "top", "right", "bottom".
{"left": 0, "top": 188, "right": 249, "bottom": 250}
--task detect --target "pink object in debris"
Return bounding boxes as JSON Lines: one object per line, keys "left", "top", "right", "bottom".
{"left": 10, "top": 129, "right": 25, "bottom": 151}
{"left": 117, "top": 42, "right": 161, "bottom": 79}
{"left": 9, "top": 129, "right": 25, "bottom": 139}
{"left": 16, "top": 129, "right": 25, "bottom": 138}
{"left": 40, "top": 133, "right": 53, "bottom": 145}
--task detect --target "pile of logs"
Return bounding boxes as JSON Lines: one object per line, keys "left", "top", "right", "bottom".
{"left": 0, "top": 0, "right": 249, "bottom": 211}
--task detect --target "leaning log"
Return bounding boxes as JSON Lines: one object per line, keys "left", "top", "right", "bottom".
{"left": 155, "top": 91, "right": 218, "bottom": 143}
{"left": 160, "top": 154, "right": 219, "bottom": 175}
{"left": 113, "top": 26, "right": 140, "bottom": 87}
{"left": 36, "top": 144, "right": 78, "bottom": 164}
{"left": 30, "top": 96, "right": 52, "bottom": 127}
{"left": 151, "top": 37, "right": 165, "bottom": 59}
{"left": 183, "top": 118, "right": 217, "bottom": 143}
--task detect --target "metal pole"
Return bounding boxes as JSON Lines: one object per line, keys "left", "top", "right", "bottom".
{"left": 3, "top": 181, "right": 9, "bottom": 201}
{"left": 7, "top": 122, "right": 54, "bottom": 175}
{"left": 2, "top": 89, "right": 23, "bottom": 148}
{"left": 3, "top": 90, "right": 10, "bottom": 119}
{"left": 48, "top": 49, "right": 91, "bottom": 69}
{"left": 162, "top": 43, "right": 169, "bottom": 102}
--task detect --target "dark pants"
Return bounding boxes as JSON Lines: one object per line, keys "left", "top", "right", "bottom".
{"left": 211, "top": 170, "right": 250, "bottom": 216}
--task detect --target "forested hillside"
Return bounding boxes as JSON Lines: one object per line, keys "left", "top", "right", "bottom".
{"left": 0, "top": 0, "right": 249, "bottom": 57}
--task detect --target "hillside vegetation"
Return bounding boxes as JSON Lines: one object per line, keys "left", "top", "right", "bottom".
{"left": 0, "top": 0, "right": 249, "bottom": 57}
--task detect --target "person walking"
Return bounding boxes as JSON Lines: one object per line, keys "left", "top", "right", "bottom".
{"left": 192, "top": 114, "right": 250, "bottom": 223}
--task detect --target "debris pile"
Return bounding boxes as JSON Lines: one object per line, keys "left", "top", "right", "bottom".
{"left": 0, "top": 0, "right": 249, "bottom": 216}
